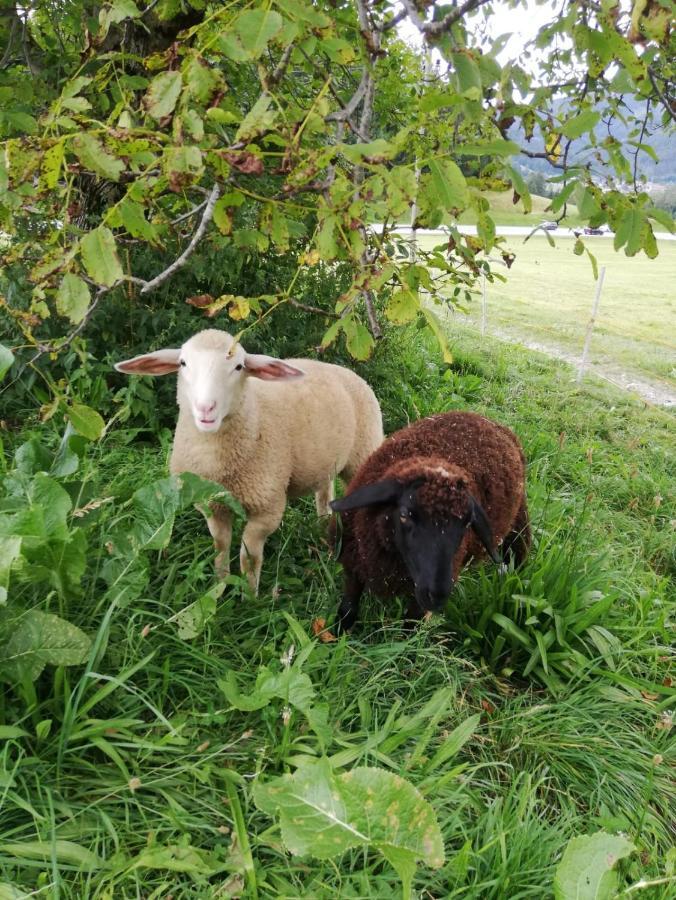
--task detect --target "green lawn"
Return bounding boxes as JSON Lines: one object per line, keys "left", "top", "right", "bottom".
{"left": 457, "top": 190, "right": 583, "bottom": 228}
{"left": 2, "top": 325, "right": 674, "bottom": 897}
{"left": 420, "top": 234, "right": 676, "bottom": 398}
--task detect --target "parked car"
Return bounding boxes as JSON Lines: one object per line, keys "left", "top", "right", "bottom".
{"left": 584, "top": 226, "right": 604, "bottom": 235}
{"left": 541, "top": 220, "right": 558, "bottom": 231}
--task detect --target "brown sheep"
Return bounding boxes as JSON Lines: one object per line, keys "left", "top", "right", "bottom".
{"left": 330, "top": 411, "right": 530, "bottom": 630}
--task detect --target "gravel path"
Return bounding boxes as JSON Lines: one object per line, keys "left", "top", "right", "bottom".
{"left": 488, "top": 326, "right": 676, "bottom": 408}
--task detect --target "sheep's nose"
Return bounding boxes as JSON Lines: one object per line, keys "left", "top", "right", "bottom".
{"left": 196, "top": 400, "right": 216, "bottom": 415}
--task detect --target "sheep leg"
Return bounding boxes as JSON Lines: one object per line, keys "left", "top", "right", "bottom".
{"left": 315, "top": 478, "right": 335, "bottom": 518}
{"left": 334, "top": 571, "right": 364, "bottom": 633}
{"left": 240, "top": 509, "right": 283, "bottom": 595}
{"left": 205, "top": 503, "right": 233, "bottom": 579}
{"left": 403, "top": 598, "right": 425, "bottom": 629}
{"left": 502, "top": 499, "right": 531, "bottom": 568}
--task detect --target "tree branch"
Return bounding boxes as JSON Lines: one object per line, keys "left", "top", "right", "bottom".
{"left": 401, "top": 0, "right": 493, "bottom": 37}
{"left": 140, "top": 183, "right": 221, "bottom": 294}
{"left": 288, "top": 297, "right": 338, "bottom": 318}
{"left": 647, "top": 66, "right": 675, "bottom": 123}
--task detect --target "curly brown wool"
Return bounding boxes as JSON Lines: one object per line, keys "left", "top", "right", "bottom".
{"left": 336, "top": 411, "right": 530, "bottom": 603}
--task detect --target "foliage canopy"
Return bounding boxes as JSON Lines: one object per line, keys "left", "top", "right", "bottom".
{"left": 0, "top": 0, "right": 674, "bottom": 370}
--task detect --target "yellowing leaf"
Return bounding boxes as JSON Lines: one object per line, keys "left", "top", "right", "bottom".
{"left": 72, "top": 134, "right": 124, "bottom": 182}
{"left": 80, "top": 226, "right": 123, "bottom": 286}
{"left": 56, "top": 274, "right": 90, "bottom": 324}
{"left": 144, "top": 70, "right": 182, "bottom": 121}
{"left": 386, "top": 289, "right": 419, "bottom": 324}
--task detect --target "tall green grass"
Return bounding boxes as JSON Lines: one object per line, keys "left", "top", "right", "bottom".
{"left": 1, "top": 324, "right": 674, "bottom": 897}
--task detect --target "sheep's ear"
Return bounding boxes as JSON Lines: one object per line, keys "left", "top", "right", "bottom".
{"left": 114, "top": 349, "right": 181, "bottom": 376}
{"left": 243, "top": 353, "right": 305, "bottom": 381}
{"left": 469, "top": 496, "right": 501, "bottom": 564}
{"left": 331, "top": 479, "right": 402, "bottom": 513}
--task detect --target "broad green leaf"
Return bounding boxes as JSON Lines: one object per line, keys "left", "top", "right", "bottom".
{"left": 0, "top": 344, "right": 14, "bottom": 383}
{"left": 345, "top": 319, "right": 375, "bottom": 361}
{"left": 144, "top": 70, "right": 182, "bottom": 120}
{"left": 322, "top": 37, "right": 356, "bottom": 64}
{"left": 99, "top": 0, "right": 141, "bottom": 38}
{"left": 646, "top": 206, "right": 674, "bottom": 233}
{"left": 130, "top": 473, "right": 238, "bottom": 551}
{"left": 67, "top": 403, "right": 105, "bottom": 441}
{"left": 459, "top": 139, "right": 520, "bottom": 157}
{"left": 235, "top": 9, "right": 283, "bottom": 58}
{"left": 235, "top": 95, "right": 277, "bottom": 142}
{"left": 317, "top": 213, "right": 338, "bottom": 260}
{"left": 56, "top": 274, "right": 90, "bottom": 324}
{"left": 30, "top": 473, "right": 72, "bottom": 540}
{"left": 613, "top": 208, "right": 643, "bottom": 255}
{"left": 275, "top": 0, "right": 331, "bottom": 26}
{"left": 429, "top": 159, "right": 468, "bottom": 211}
{"left": 72, "top": 134, "right": 124, "bottom": 182}
{"left": 505, "top": 165, "right": 532, "bottom": 214}
{"left": 0, "top": 536, "right": 21, "bottom": 604}
{"left": 452, "top": 52, "right": 482, "bottom": 100}
{"left": 220, "top": 664, "right": 315, "bottom": 713}
{"left": 80, "top": 226, "right": 124, "bottom": 286}
{"left": 116, "top": 197, "right": 158, "bottom": 242}
{"left": 553, "top": 831, "right": 635, "bottom": 900}
{"left": 253, "top": 759, "right": 444, "bottom": 888}
{"left": 560, "top": 109, "right": 600, "bottom": 139}
{"left": 0, "top": 840, "right": 101, "bottom": 871}
{"left": 422, "top": 308, "right": 453, "bottom": 363}
{"left": 386, "top": 289, "right": 419, "bottom": 324}
{"left": 175, "top": 583, "right": 224, "bottom": 639}
{"left": 1, "top": 610, "right": 92, "bottom": 683}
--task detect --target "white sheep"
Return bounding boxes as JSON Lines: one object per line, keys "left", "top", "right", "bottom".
{"left": 115, "top": 329, "right": 383, "bottom": 592}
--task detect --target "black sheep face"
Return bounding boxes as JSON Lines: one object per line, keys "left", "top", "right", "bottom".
{"left": 332, "top": 478, "right": 500, "bottom": 613}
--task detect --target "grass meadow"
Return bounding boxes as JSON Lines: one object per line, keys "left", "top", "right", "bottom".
{"left": 1, "top": 321, "right": 675, "bottom": 897}
{"left": 420, "top": 234, "right": 676, "bottom": 402}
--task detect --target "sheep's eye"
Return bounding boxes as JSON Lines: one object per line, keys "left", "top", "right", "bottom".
{"left": 399, "top": 508, "right": 411, "bottom": 524}
{"left": 179, "top": 360, "right": 186, "bottom": 367}
{"left": 235, "top": 363, "right": 243, "bottom": 371}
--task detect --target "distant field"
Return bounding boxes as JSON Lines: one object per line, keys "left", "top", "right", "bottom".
{"left": 418, "top": 234, "right": 676, "bottom": 402}
{"left": 458, "top": 190, "right": 582, "bottom": 228}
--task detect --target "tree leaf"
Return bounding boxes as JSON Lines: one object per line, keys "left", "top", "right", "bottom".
{"left": 67, "top": 403, "right": 105, "bottom": 441}
{"left": 235, "top": 9, "right": 283, "bottom": 58}
{"left": 560, "top": 110, "right": 601, "bottom": 139}
{"left": 452, "top": 52, "right": 482, "bottom": 100}
{"left": 459, "top": 139, "right": 520, "bottom": 156}
{"left": 385, "top": 289, "right": 419, "bottom": 324}
{"left": 553, "top": 831, "right": 635, "bottom": 900}
{"left": 80, "top": 226, "right": 123, "bottom": 286}
{"left": 345, "top": 319, "right": 375, "bottom": 361}
{"left": 116, "top": 197, "right": 159, "bottom": 243}
{"left": 0, "top": 610, "right": 92, "bottom": 683}
{"left": 56, "top": 274, "right": 90, "bottom": 324}
{"left": 235, "top": 95, "right": 277, "bottom": 142}
{"left": 428, "top": 160, "right": 469, "bottom": 211}
{"left": 0, "top": 344, "right": 14, "bottom": 383}
{"left": 613, "top": 208, "right": 643, "bottom": 255}
{"left": 422, "top": 308, "right": 453, "bottom": 363}
{"left": 72, "top": 133, "right": 124, "bottom": 182}
{"left": 39, "top": 140, "right": 65, "bottom": 191}
{"left": 253, "top": 759, "right": 444, "bottom": 886}
{"left": 0, "top": 536, "right": 22, "bottom": 604}
{"left": 143, "top": 70, "right": 183, "bottom": 121}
